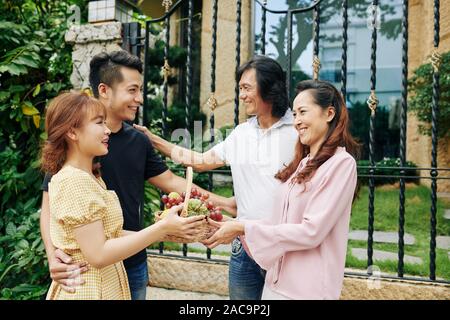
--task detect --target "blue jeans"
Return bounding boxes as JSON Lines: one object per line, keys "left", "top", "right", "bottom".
{"left": 125, "top": 261, "right": 149, "bottom": 300}
{"left": 229, "top": 237, "right": 266, "bottom": 300}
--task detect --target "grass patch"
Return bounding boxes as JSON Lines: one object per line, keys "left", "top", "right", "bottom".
{"left": 349, "top": 184, "right": 449, "bottom": 280}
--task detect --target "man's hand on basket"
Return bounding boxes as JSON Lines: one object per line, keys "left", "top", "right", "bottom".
{"left": 161, "top": 205, "right": 206, "bottom": 240}
{"left": 201, "top": 219, "right": 244, "bottom": 249}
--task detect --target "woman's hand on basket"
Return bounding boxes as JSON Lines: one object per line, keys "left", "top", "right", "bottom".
{"left": 160, "top": 205, "right": 205, "bottom": 239}
{"left": 201, "top": 219, "right": 245, "bottom": 249}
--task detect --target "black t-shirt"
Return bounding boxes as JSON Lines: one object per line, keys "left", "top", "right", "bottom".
{"left": 42, "top": 122, "right": 168, "bottom": 269}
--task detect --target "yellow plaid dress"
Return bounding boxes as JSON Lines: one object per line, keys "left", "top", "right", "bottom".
{"left": 46, "top": 165, "right": 131, "bottom": 300}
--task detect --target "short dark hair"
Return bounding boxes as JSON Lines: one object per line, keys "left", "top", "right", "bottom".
{"left": 89, "top": 50, "right": 143, "bottom": 98}
{"left": 236, "top": 55, "right": 288, "bottom": 118}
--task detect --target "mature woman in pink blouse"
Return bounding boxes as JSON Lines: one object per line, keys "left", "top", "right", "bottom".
{"left": 203, "top": 80, "right": 360, "bottom": 300}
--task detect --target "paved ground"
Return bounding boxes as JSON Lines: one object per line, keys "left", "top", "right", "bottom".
{"left": 445, "top": 209, "right": 450, "bottom": 220}
{"left": 349, "top": 230, "right": 416, "bottom": 245}
{"left": 188, "top": 242, "right": 231, "bottom": 254}
{"left": 351, "top": 248, "right": 423, "bottom": 264}
{"left": 147, "top": 286, "right": 228, "bottom": 300}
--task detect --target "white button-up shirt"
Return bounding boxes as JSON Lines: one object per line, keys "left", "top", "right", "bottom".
{"left": 212, "top": 110, "right": 298, "bottom": 220}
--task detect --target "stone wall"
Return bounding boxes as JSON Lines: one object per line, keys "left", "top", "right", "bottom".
{"left": 65, "top": 22, "right": 123, "bottom": 90}
{"left": 147, "top": 254, "right": 450, "bottom": 300}
{"left": 148, "top": 254, "right": 229, "bottom": 296}
{"left": 407, "top": 0, "right": 450, "bottom": 192}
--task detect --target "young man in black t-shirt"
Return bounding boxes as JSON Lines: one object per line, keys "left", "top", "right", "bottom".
{"left": 40, "top": 50, "right": 236, "bottom": 300}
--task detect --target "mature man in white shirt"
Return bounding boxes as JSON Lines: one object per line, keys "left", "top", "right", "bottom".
{"left": 135, "top": 55, "right": 297, "bottom": 300}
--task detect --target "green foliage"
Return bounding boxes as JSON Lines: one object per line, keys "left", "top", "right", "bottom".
{"left": 357, "top": 158, "right": 419, "bottom": 186}
{"left": 348, "top": 101, "right": 400, "bottom": 161}
{"left": 147, "top": 98, "right": 206, "bottom": 137}
{"left": 408, "top": 51, "right": 450, "bottom": 138}
{"left": 0, "top": 0, "right": 88, "bottom": 300}
{"left": 142, "top": 13, "right": 207, "bottom": 225}
{"left": 143, "top": 12, "right": 205, "bottom": 135}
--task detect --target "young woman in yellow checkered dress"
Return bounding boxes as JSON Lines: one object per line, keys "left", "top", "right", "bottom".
{"left": 41, "top": 92, "right": 205, "bottom": 300}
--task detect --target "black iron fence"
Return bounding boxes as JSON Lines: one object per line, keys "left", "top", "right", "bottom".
{"left": 123, "top": 0, "right": 449, "bottom": 284}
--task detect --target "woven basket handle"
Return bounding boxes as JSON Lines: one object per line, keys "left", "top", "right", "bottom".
{"left": 181, "top": 166, "right": 193, "bottom": 217}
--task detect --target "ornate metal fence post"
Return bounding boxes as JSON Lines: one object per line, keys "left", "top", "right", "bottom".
{"left": 340, "top": 0, "right": 348, "bottom": 99}
{"left": 397, "top": 0, "right": 408, "bottom": 278}
{"left": 366, "top": 0, "right": 379, "bottom": 272}
{"left": 205, "top": 0, "right": 219, "bottom": 260}
{"left": 234, "top": 0, "right": 242, "bottom": 128}
{"left": 429, "top": 0, "right": 441, "bottom": 281}
{"left": 312, "top": 3, "right": 320, "bottom": 80}
{"left": 261, "top": 1, "right": 267, "bottom": 55}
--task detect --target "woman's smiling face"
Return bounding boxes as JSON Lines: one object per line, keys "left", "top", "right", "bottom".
{"left": 292, "top": 89, "right": 335, "bottom": 154}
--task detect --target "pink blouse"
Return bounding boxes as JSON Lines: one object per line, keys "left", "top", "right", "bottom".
{"left": 244, "top": 147, "right": 357, "bottom": 299}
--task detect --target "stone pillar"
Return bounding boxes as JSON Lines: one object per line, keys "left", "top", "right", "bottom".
{"left": 407, "top": 0, "right": 450, "bottom": 192}
{"left": 65, "top": 22, "right": 123, "bottom": 90}
{"left": 200, "top": 0, "right": 253, "bottom": 132}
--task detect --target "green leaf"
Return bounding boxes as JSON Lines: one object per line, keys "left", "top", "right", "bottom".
{"left": 16, "top": 239, "right": 29, "bottom": 250}
{"left": 21, "top": 103, "right": 40, "bottom": 116}
{"left": 32, "top": 84, "right": 41, "bottom": 97}
{"left": 15, "top": 56, "right": 39, "bottom": 69}
{"left": 53, "top": 82, "right": 62, "bottom": 92}
{"left": 1, "top": 288, "right": 12, "bottom": 299}
{"left": 9, "top": 85, "right": 28, "bottom": 93}
{"left": 11, "top": 250, "right": 24, "bottom": 260}
{"left": 0, "top": 91, "right": 10, "bottom": 102}
{"left": 20, "top": 120, "right": 29, "bottom": 133}
{"left": 11, "top": 284, "right": 41, "bottom": 293}
{"left": 33, "top": 115, "right": 41, "bottom": 128}
{"left": 40, "top": 132, "right": 48, "bottom": 140}
{"left": 5, "top": 223, "right": 16, "bottom": 236}
{"left": 44, "top": 83, "right": 53, "bottom": 92}
{"left": 0, "top": 236, "right": 11, "bottom": 244}
{"left": 34, "top": 31, "right": 46, "bottom": 38}
{"left": 4, "top": 63, "right": 28, "bottom": 76}
{"left": 31, "top": 238, "right": 41, "bottom": 250}
{"left": 18, "top": 255, "right": 32, "bottom": 267}
{"left": 23, "top": 198, "right": 36, "bottom": 212}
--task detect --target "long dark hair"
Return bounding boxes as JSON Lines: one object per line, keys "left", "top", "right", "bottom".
{"left": 237, "top": 55, "right": 288, "bottom": 118}
{"left": 275, "top": 80, "right": 360, "bottom": 198}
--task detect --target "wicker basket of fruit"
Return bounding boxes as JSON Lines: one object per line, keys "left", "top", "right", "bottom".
{"left": 154, "top": 167, "right": 223, "bottom": 243}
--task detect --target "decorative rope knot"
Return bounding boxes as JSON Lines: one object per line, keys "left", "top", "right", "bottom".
{"left": 312, "top": 55, "right": 321, "bottom": 80}
{"left": 162, "top": 59, "right": 171, "bottom": 82}
{"left": 430, "top": 49, "right": 442, "bottom": 72}
{"left": 367, "top": 90, "right": 378, "bottom": 115}
{"left": 81, "top": 87, "right": 93, "bottom": 97}
{"left": 162, "top": 0, "right": 173, "bottom": 12}
{"left": 207, "top": 92, "right": 218, "bottom": 111}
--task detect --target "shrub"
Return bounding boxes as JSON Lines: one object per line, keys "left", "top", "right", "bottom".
{"left": 357, "top": 158, "right": 419, "bottom": 186}
{"left": 408, "top": 50, "right": 450, "bottom": 138}
{"left": 0, "top": 0, "right": 88, "bottom": 300}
